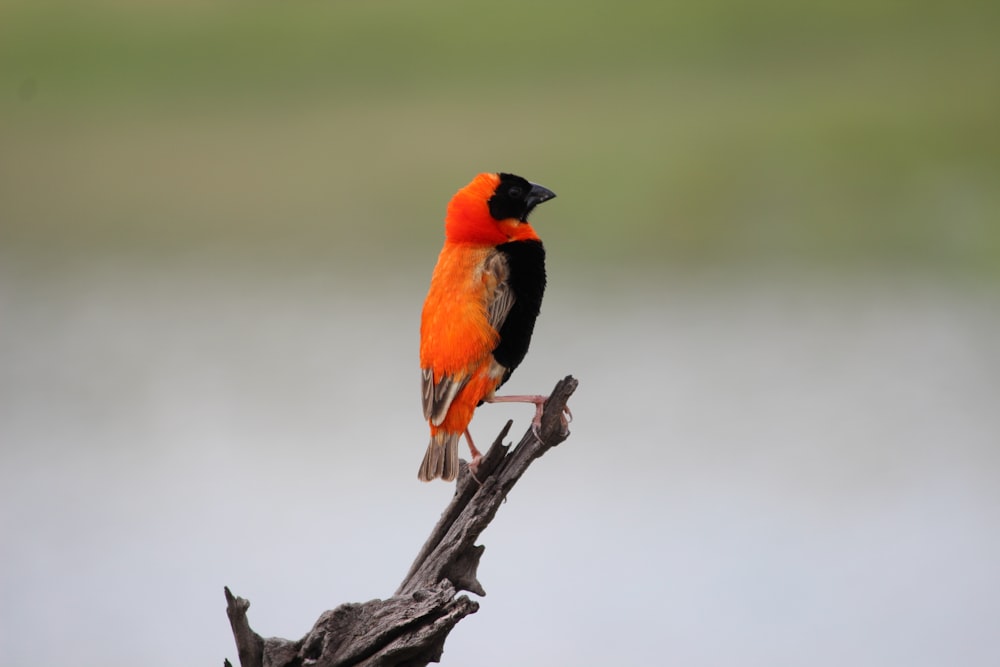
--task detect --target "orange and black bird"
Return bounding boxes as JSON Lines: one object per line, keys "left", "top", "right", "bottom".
{"left": 419, "top": 172, "right": 557, "bottom": 482}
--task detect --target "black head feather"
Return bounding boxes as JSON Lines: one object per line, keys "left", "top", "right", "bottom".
{"left": 487, "top": 173, "right": 556, "bottom": 222}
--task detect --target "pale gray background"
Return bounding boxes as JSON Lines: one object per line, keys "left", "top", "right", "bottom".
{"left": 2, "top": 256, "right": 997, "bottom": 666}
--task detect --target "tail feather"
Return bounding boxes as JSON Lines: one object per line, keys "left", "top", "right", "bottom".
{"left": 418, "top": 432, "right": 461, "bottom": 482}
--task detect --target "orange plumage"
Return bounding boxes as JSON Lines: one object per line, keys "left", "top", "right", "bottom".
{"left": 418, "top": 173, "right": 556, "bottom": 481}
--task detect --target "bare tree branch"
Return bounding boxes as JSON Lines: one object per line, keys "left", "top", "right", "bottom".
{"left": 225, "top": 375, "right": 578, "bottom": 667}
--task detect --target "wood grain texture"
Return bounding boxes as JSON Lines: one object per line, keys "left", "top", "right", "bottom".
{"left": 224, "top": 375, "right": 578, "bottom": 667}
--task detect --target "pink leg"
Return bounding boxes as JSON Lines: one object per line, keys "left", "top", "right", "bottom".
{"left": 487, "top": 394, "right": 573, "bottom": 434}
{"left": 464, "top": 429, "right": 483, "bottom": 478}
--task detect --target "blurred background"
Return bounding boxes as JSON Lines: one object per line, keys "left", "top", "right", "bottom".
{"left": 1, "top": 0, "right": 998, "bottom": 665}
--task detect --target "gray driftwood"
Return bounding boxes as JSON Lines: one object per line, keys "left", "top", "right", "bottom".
{"left": 224, "top": 375, "right": 578, "bottom": 667}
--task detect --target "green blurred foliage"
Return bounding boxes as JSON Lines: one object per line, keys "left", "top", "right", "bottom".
{"left": 1, "top": 0, "right": 998, "bottom": 274}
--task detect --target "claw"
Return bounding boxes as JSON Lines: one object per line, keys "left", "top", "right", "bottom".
{"left": 531, "top": 420, "right": 542, "bottom": 441}
{"left": 467, "top": 453, "right": 484, "bottom": 486}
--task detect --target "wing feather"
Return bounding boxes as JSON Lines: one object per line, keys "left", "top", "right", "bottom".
{"left": 422, "top": 368, "right": 469, "bottom": 425}
{"left": 483, "top": 250, "right": 515, "bottom": 334}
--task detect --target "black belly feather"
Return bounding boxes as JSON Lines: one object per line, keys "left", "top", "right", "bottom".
{"left": 491, "top": 239, "right": 546, "bottom": 388}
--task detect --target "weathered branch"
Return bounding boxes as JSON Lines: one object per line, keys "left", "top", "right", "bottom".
{"left": 224, "top": 375, "right": 578, "bottom": 667}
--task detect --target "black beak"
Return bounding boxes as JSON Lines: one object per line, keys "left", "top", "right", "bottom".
{"left": 521, "top": 183, "right": 556, "bottom": 221}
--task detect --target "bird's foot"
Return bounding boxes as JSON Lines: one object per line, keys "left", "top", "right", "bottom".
{"left": 488, "top": 394, "right": 572, "bottom": 442}
{"left": 464, "top": 429, "right": 484, "bottom": 486}
{"left": 467, "top": 453, "right": 484, "bottom": 486}
{"left": 529, "top": 403, "right": 572, "bottom": 441}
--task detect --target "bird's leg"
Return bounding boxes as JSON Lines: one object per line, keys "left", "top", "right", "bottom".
{"left": 463, "top": 429, "right": 483, "bottom": 483}
{"left": 487, "top": 394, "right": 573, "bottom": 438}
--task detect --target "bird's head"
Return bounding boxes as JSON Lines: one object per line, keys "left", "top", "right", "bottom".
{"left": 445, "top": 172, "right": 556, "bottom": 245}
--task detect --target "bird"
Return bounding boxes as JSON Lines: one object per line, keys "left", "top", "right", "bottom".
{"left": 418, "top": 172, "right": 558, "bottom": 482}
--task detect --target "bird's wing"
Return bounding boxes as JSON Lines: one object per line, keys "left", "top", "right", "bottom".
{"left": 483, "top": 249, "right": 515, "bottom": 334}
{"left": 421, "top": 367, "right": 469, "bottom": 426}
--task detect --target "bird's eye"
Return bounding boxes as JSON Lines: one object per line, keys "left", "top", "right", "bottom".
{"left": 508, "top": 186, "right": 523, "bottom": 199}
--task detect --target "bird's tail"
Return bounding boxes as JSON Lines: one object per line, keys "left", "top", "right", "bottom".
{"left": 418, "top": 431, "right": 460, "bottom": 482}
